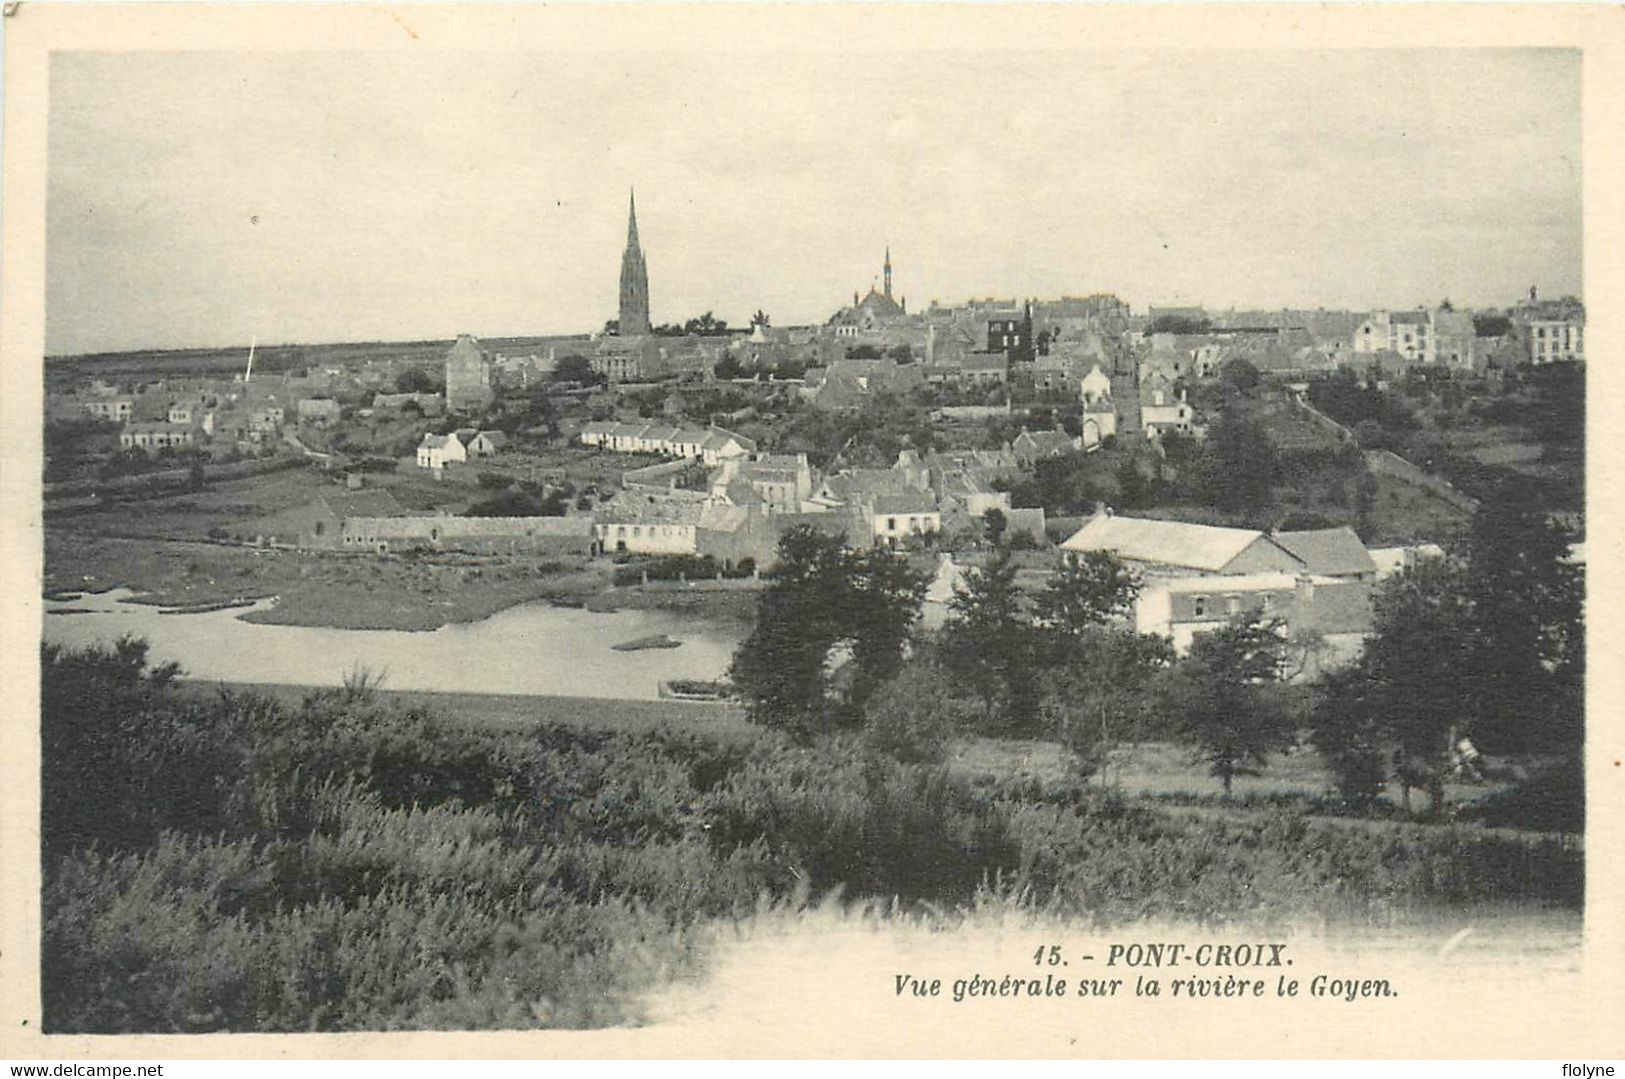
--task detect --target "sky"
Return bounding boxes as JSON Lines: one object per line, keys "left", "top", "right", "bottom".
{"left": 46, "top": 48, "right": 1581, "bottom": 355}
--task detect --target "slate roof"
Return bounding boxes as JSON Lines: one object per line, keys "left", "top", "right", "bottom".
{"left": 1271, "top": 528, "right": 1376, "bottom": 577}
{"left": 872, "top": 492, "right": 940, "bottom": 516}
{"left": 1291, "top": 579, "right": 1374, "bottom": 635}
{"left": 698, "top": 504, "right": 752, "bottom": 533}
{"left": 1017, "top": 429, "right": 1076, "bottom": 453}
{"left": 1061, "top": 515, "right": 1271, "bottom": 572}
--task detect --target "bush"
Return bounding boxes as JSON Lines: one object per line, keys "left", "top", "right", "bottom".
{"left": 861, "top": 663, "right": 969, "bottom": 765}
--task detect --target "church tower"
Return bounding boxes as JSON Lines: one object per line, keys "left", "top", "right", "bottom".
{"left": 618, "top": 189, "right": 651, "bottom": 336}
{"left": 883, "top": 247, "right": 893, "bottom": 300}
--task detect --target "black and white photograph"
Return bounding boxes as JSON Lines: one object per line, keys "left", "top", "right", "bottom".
{"left": 2, "top": 2, "right": 1620, "bottom": 1060}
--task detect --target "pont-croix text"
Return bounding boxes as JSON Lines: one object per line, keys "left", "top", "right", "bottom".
{"left": 893, "top": 943, "right": 1398, "bottom": 1004}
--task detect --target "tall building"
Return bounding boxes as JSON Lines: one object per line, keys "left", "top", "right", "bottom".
{"left": 618, "top": 189, "right": 652, "bottom": 336}
{"left": 827, "top": 250, "right": 908, "bottom": 337}
{"left": 445, "top": 333, "right": 493, "bottom": 413}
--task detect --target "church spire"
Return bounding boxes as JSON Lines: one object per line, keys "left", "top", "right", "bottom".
{"left": 618, "top": 187, "right": 651, "bottom": 336}
{"left": 883, "top": 246, "right": 893, "bottom": 299}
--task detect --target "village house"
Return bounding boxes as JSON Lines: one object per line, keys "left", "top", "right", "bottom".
{"left": 1061, "top": 512, "right": 1303, "bottom": 577}
{"left": 416, "top": 432, "right": 467, "bottom": 470}
{"left": 870, "top": 492, "right": 941, "bottom": 548}
{"left": 1081, "top": 395, "right": 1118, "bottom": 448}
{"left": 166, "top": 402, "right": 196, "bottom": 425}
{"left": 1270, "top": 527, "right": 1378, "bottom": 581}
{"left": 1029, "top": 354, "right": 1090, "bottom": 395}
{"left": 296, "top": 397, "right": 343, "bottom": 427}
{"left": 800, "top": 358, "right": 925, "bottom": 409}
{"left": 84, "top": 397, "right": 134, "bottom": 423}
{"left": 934, "top": 471, "right": 1010, "bottom": 518}
{"left": 119, "top": 421, "right": 195, "bottom": 453}
{"left": 596, "top": 500, "right": 703, "bottom": 556}
{"left": 1133, "top": 571, "right": 1373, "bottom": 678}
{"left": 1527, "top": 318, "right": 1584, "bottom": 364}
{"left": 340, "top": 513, "right": 594, "bottom": 557}
{"left": 579, "top": 421, "right": 756, "bottom": 464}
{"left": 1352, "top": 308, "right": 1479, "bottom": 366}
{"left": 1011, "top": 427, "right": 1079, "bottom": 467}
{"left": 464, "top": 429, "right": 508, "bottom": 459}
{"left": 248, "top": 405, "right": 285, "bottom": 438}
{"left": 1080, "top": 363, "right": 1113, "bottom": 405}
{"left": 1139, "top": 374, "right": 1193, "bottom": 438}
{"left": 371, "top": 391, "right": 447, "bottom": 417}
{"left": 715, "top": 454, "right": 817, "bottom": 513}
{"left": 241, "top": 488, "right": 406, "bottom": 549}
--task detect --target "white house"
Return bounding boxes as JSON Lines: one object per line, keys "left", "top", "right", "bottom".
{"left": 85, "top": 398, "right": 134, "bottom": 422}
{"left": 1134, "top": 572, "right": 1373, "bottom": 679}
{"left": 1139, "top": 382, "right": 1193, "bottom": 438}
{"left": 1080, "top": 363, "right": 1113, "bottom": 405}
{"left": 870, "top": 493, "right": 941, "bottom": 547}
{"left": 416, "top": 432, "right": 467, "bottom": 470}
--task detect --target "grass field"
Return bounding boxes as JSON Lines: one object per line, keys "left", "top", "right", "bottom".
{"left": 198, "top": 683, "right": 1547, "bottom": 836}
{"left": 202, "top": 681, "right": 759, "bottom": 739}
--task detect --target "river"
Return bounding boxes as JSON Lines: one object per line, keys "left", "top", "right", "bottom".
{"left": 41, "top": 589, "right": 743, "bottom": 700}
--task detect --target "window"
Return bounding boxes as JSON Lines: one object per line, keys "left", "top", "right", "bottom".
{"left": 1193, "top": 596, "right": 1207, "bottom": 617}
{"left": 1226, "top": 595, "right": 1241, "bottom": 615}
{"left": 887, "top": 517, "right": 897, "bottom": 531}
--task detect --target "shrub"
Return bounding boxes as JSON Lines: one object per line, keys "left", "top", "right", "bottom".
{"left": 861, "top": 662, "right": 968, "bottom": 765}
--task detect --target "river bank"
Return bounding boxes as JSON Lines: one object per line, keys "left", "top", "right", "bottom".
{"left": 188, "top": 681, "right": 758, "bottom": 738}
{"left": 43, "top": 587, "right": 745, "bottom": 700}
{"left": 45, "top": 531, "right": 762, "bottom": 632}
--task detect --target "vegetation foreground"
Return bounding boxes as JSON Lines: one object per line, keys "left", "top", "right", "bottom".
{"left": 43, "top": 639, "right": 1579, "bottom": 1033}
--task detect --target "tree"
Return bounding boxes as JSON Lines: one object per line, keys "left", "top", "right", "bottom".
{"left": 1032, "top": 551, "right": 1139, "bottom": 644}
{"left": 939, "top": 550, "right": 1041, "bottom": 731}
{"left": 1193, "top": 409, "right": 1278, "bottom": 513}
{"left": 982, "top": 507, "right": 1008, "bottom": 547}
{"left": 1358, "top": 556, "right": 1475, "bottom": 813}
{"left": 750, "top": 310, "right": 771, "bottom": 329}
{"left": 684, "top": 311, "right": 728, "bottom": 336}
{"left": 395, "top": 367, "right": 440, "bottom": 394}
{"left": 843, "top": 546, "right": 931, "bottom": 708}
{"left": 1040, "top": 629, "right": 1172, "bottom": 780}
{"left": 1221, "top": 358, "right": 1261, "bottom": 392}
{"left": 1458, "top": 476, "right": 1584, "bottom": 754}
{"left": 861, "top": 658, "right": 968, "bottom": 766}
{"left": 1309, "top": 663, "right": 1388, "bottom": 811}
{"left": 1164, "top": 618, "right": 1292, "bottom": 796}
{"left": 730, "top": 529, "right": 848, "bottom": 737}
{"left": 729, "top": 527, "right": 927, "bottom": 738}
{"left": 1148, "top": 315, "right": 1212, "bottom": 335}
{"left": 553, "top": 354, "right": 595, "bottom": 384}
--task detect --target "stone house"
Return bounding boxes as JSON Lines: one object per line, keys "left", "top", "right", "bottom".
{"left": 416, "top": 432, "right": 467, "bottom": 470}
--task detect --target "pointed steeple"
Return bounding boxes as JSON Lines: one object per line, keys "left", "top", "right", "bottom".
{"left": 883, "top": 246, "right": 893, "bottom": 299}
{"left": 618, "top": 187, "right": 651, "bottom": 336}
